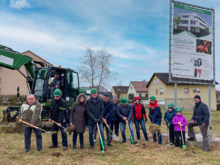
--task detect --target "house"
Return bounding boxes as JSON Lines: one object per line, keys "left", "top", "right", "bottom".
{"left": 216, "top": 91, "right": 220, "bottom": 104}
{"left": 111, "top": 86, "right": 129, "bottom": 100}
{"left": 127, "top": 81, "right": 148, "bottom": 103}
{"left": 146, "top": 73, "right": 217, "bottom": 110}
{"left": 0, "top": 50, "right": 52, "bottom": 97}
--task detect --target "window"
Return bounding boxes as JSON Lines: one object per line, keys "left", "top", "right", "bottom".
{"left": 156, "top": 89, "right": 158, "bottom": 95}
{"left": 157, "top": 79, "right": 159, "bottom": 84}
{"left": 196, "top": 88, "right": 200, "bottom": 93}
{"left": 130, "top": 86, "right": 132, "bottom": 90}
{"left": 160, "top": 88, "right": 164, "bottom": 94}
{"left": 153, "top": 80, "right": 156, "bottom": 85}
{"left": 146, "top": 93, "right": 149, "bottom": 99}
{"left": 193, "top": 88, "right": 197, "bottom": 93}
{"left": 184, "top": 88, "right": 189, "bottom": 94}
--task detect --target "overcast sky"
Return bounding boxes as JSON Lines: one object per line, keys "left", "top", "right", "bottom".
{"left": 0, "top": 0, "right": 219, "bottom": 89}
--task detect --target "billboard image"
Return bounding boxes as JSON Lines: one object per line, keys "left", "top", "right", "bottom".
{"left": 171, "top": 2, "right": 214, "bottom": 81}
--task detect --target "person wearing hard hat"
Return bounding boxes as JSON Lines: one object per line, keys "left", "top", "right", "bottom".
{"left": 117, "top": 97, "right": 136, "bottom": 144}
{"left": 164, "top": 102, "right": 176, "bottom": 145}
{"left": 133, "top": 96, "right": 149, "bottom": 141}
{"left": 86, "top": 88, "right": 106, "bottom": 151}
{"left": 148, "top": 96, "right": 162, "bottom": 144}
{"left": 172, "top": 107, "right": 187, "bottom": 148}
{"left": 49, "top": 89, "right": 68, "bottom": 151}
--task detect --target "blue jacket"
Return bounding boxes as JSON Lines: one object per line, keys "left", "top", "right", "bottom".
{"left": 192, "top": 101, "right": 210, "bottom": 125}
{"left": 103, "top": 101, "right": 113, "bottom": 124}
{"left": 110, "top": 102, "right": 119, "bottom": 123}
{"left": 164, "top": 109, "right": 176, "bottom": 128}
{"left": 149, "top": 105, "right": 162, "bottom": 126}
{"left": 117, "top": 104, "right": 133, "bottom": 122}
{"left": 50, "top": 98, "right": 67, "bottom": 123}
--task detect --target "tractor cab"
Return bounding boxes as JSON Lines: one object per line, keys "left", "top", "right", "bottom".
{"left": 33, "top": 67, "right": 80, "bottom": 103}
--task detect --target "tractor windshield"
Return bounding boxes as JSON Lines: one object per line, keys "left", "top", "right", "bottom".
{"left": 33, "top": 68, "right": 48, "bottom": 101}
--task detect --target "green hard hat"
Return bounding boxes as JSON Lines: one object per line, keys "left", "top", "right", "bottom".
{"left": 176, "top": 107, "right": 183, "bottom": 112}
{"left": 168, "top": 102, "right": 174, "bottom": 108}
{"left": 91, "top": 88, "right": 97, "bottom": 94}
{"left": 121, "top": 97, "right": 128, "bottom": 104}
{"left": 54, "top": 89, "right": 62, "bottom": 97}
{"left": 150, "top": 95, "right": 156, "bottom": 101}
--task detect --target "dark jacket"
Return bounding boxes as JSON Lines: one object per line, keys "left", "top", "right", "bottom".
{"left": 110, "top": 102, "right": 119, "bottom": 123}
{"left": 117, "top": 104, "right": 133, "bottom": 122}
{"left": 20, "top": 100, "right": 42, "bottom": 126}
{"left": 164, "top": 109, "right": 176, "bottom": 128}
{"left": 148, "top": 102, "right": 162, "bottom": 126}
{"left": 50, "top": 98, "right": 67, "bottom": 123}
{"left": 70, "top": 94, "right": 87, "bottom": 133}
{"left": 86, "top": 97, "right": 105, "bottom": 125}
{"left": 133, "top": 103, "right": 147, "bottom": 120}
{"left": 192, "top": 101, "right": 210, "bottom": 125}
{"left": 103, "top": 101, "right": 113, "bottom": 124}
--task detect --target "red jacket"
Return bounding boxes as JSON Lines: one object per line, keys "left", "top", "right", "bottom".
{"left": 133, "top": 103, "right": 147, "bottom": 120}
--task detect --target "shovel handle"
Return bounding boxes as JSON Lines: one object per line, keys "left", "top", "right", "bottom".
{"left": 97, "top": 123, "right": 105, "bottom": 152}
{"left": 103, "top": 119, "right": 113, "bottom": 134}
{"left": 21, "top": 120, "right": 38, "bottom": 129}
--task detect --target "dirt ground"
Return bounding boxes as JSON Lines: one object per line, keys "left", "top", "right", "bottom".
{"left": 1, "top": 106, "right": 220, "bottom": 165}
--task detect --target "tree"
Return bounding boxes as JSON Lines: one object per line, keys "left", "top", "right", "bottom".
{"left": 79, "top": 48, "right": 112, "bottom": 92}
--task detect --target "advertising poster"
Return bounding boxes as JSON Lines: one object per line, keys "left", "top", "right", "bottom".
{"left": 171, "top": 2, "right": 214, "bottom": 81}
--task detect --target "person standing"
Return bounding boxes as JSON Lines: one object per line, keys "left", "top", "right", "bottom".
{"left": 110, "top": 96, "right": 120, "bottom": 136}
{"left": 117, "top": 97, "right": 136, "bottom": 144}
{"left": 133, "top": 96, "right": 149, "bottom": 141}
{"left": 19, "top": 94, "right": 42, "bottom": 152}
{"left": 148, "top": 96, "right": 162, "bottom": 144}
{"left": 87, "top": 88, "right": 106, "bottom": 151}
{"left": 49, "top": 89, "right": 68, "bottom": 150}
{"left": 164, "top": 102, "right": 176, "bottom": 145}
{"left": 70, "top": 93, "right": 87, "bottom": 149}
{"left": 172, "top": 107, "right": 187, "bottom": 148}
{"left": 103, "top": 93, "right": 113, "bottom": 146}
{"left": 188, "top": 95, "right": 210, "bottom": 152}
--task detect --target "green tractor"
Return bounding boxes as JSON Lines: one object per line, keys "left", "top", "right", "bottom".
{"left": 0, "top": 45, "right": 80, "bottom": 122}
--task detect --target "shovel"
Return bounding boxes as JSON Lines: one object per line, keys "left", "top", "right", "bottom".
{"left": 103, "top": 120, "right": 120, "bottom": 142}
{"left": 180, "top": 125, "right": 187, "bottom": 150}
{"left": 50, "top": 120, "right": 66, "bottom": 132}
{"left": 20, "top": 120, "right": 56, "bottom": 134}
{"left": 97, "top": 123, "right": 105, "bottom": 153}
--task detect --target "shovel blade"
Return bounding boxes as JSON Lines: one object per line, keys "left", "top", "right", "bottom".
{"left": 111, "top": 135, "right": 120, "bottom": 142}
{"left": 182, "top": 145, "right": 187, "bottom": 150}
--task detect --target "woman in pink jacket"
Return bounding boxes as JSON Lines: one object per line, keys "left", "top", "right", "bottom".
{"left": 172, "top": 107, "right": 188, "bottom": 148}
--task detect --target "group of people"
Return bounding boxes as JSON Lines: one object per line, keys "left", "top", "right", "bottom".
{"left": 19, "top": 88, "right": 210, "bottom": 153}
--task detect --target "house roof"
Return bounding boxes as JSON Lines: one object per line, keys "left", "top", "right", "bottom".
{"left": 112, "top": 86, "right": 129, "bottom": 93}
{"left": 146, "top": 72, "right": 218, "bottom": 88}
{"left": 22, "top": 50, "right": 53, "bottom": 66}
{"left": 130, "top": 81, "right": 148, "bottom": 92}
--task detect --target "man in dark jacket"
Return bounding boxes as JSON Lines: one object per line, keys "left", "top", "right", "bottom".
{"left": 164, "top": 102, "right": 176, "bottom": 145}
{"left": 103, "top": 93, "right": 113, "bottom": 146}
{"left": 117, "top": 97, "right": 136, "bottom": 144}
{"left": 110, "top": 96, "right": 120, "bottom": 136}
{"left": 188, "top": 95, "right": 210, "bottom": 151}
{"left": 133, "top": 96, "right": 148, "bottom": 141}
{"left": 19, "top": 94, "right": 42, "bottom": 152}
{"left": 49, "top": 89, "right": 68, "bottom": 150}
{"left": 149, "top": 96, "right": 162, "bottom": 144}
{"left": 87, "top": 88, "right": 106, "bottom": 150}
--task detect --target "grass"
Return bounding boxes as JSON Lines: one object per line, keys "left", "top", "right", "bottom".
{"left": 1, "top": 106, "right": 220, "bottom": 165}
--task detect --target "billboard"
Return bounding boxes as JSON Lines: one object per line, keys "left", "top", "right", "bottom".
{"left": 170, "top": 1, "right": 214, "bottom": 81}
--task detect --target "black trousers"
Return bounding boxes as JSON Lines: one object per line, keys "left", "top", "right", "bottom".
{"left": 110, "top": 120, "right": 120, "bottom": 136}
{"left": 175, "top": 131, "right": 185, "bottom": 148}
{"left": 168, "top": 125, "right": 175, "bottom": 144}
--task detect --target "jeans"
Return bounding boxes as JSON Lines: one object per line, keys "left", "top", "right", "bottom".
{"left": 188, "top": 123, "right": 210, "bottom": 151}
{"left": 153, "top": 131, "right": 162, "bottom": 145}
{"left": 104, "top": 124, "right": 111, "bottom": 145}
{"left": 134, "top": 118, "right": 149, "bottom": 141}
{"left": 110, "top": 120, "right": 120, "bottom": 136}
{"left": 120, "top": 121, "right": 134, "bottom": 142}
{"left": 73, "top": 131, "right": 83, "bottom": 145}
{"left": 24, "top": 127, "right": 42, "bottom": 151}
{"left": 168, "top": 125, "right": 175, "bottom": 144}
{"left": 175, "top": 131, "right": 185, "bottom": 147}
{"left": 51, "top": 123, "right": 68, "bottom": 147}
{"left": 88, "top": 122, "right": 105, "bottom": 147}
